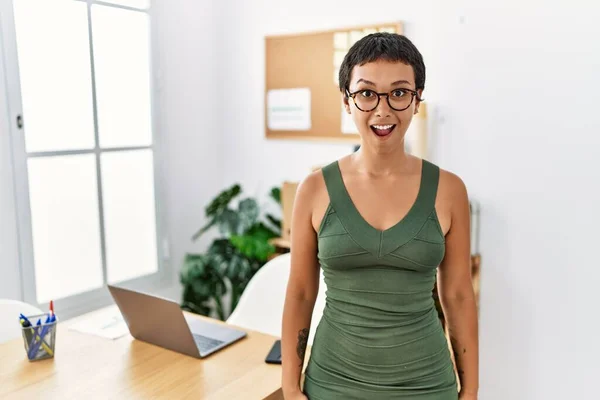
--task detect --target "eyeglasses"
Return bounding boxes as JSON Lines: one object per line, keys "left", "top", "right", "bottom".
{"left": 346, "top": 88, "right": 421, "bottom": 112}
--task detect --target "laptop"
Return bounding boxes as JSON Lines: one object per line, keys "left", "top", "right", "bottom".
{"left": 107, "top": 285, "right": 247, "bottom": 358}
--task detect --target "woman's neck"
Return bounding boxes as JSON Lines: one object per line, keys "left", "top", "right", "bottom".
{"left": 351, "top": 145, "right": 413, "bottom": 177}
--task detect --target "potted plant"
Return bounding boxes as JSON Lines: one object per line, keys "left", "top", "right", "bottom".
{"left": 180, "top": 184, "right": 282, "bottom": 320}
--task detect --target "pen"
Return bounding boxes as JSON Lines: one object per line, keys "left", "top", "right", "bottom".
{"left": 26, "top": 320, "right": 42, "bottom": 359}
{"left": 19, "top": 316, "right": 34, "bottom": 343}
{"left": 19, "top": 313, "right": 31, "bottom": 325}
{"left": 34, "top": 300, "right": 54, "bottom": 355}
{"left": 19, "top": 317, "right": 53, "bottom": 356}
{"left": 48, "top": 301, "right": 56, "bottom": 324}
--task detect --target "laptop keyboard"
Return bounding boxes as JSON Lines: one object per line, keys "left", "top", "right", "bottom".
{"left": 193, "top": 334, "right": 224, "bottom": 353}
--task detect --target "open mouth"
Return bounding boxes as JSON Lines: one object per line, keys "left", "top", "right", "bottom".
{"left": 370, "top": 124, "right": 396, "bottom": 137}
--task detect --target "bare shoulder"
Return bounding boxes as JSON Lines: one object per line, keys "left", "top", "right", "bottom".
{"left": 294, "top": 167, "right": 329, "bottom": 232}
{"left": 295, "top": 168, "right": 327, "bottom": 207}
{"left": 438, "top": 167, "right": 468, "bottom": 202}
{"left": 438, "top": 167, "right": 469, "bottom": 229}
{"left": 433, "top": 165, "right": 468, "bottom": 235}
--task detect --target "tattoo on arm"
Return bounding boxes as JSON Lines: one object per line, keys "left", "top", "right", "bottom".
{"left": 296, "top": 328, "right": 309, "bottom": 367}
{"left": 451, "top": 343, "right": 467, "bottom": 378}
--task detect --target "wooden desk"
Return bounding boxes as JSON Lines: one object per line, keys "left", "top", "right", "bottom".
{"left": 0, "top": 308, "right": 284, "bottom": 400}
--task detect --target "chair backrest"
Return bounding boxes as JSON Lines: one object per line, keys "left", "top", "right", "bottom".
{"left": 226, "top": 253, "right": 326, "bottom": 345}
{"left": 0, "top": 299, "right": 43, "bottom": 344}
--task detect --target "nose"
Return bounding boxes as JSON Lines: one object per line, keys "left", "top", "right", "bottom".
{"left": 374, "top": 94, "right": 392, "bottom": 117}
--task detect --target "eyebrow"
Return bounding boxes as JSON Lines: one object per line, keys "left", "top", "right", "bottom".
{"left": 355, "top": 79, "right": 412, "bottom": 86}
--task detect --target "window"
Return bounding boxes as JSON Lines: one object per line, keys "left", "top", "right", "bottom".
{"left": 0, "top": 0, "right": 168, "bottom": 316}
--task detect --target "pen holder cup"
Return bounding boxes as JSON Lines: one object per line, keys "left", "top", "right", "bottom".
{"left": 21, "top": 313, "right": 57, "bottom": 361}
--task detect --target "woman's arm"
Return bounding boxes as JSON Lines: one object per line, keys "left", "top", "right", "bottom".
{"left": 281, "top": 174, "right": 321, "bottom": 398}
{"left": 437, "top": 173, "right": 479, "bottom": 398}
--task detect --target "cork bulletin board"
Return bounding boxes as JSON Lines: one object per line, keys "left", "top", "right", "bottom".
{"left": 265, "top": 22, "right": 403, "bottom": 143}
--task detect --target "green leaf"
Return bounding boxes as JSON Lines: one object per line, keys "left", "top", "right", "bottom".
{"left": 191, "top": 217, "right": 217, "bottom": 241}
{"left": 230, "top": 231, "right": 276, "bottom": 262}
{"left": 180, "top": 251, "right": 226, "bottom": 317}
{"left": 265, "top": 214, "right": 282, "bottom": 233}
{"left": 217, "top": 209, "right": 240, "bottom": 237}
{"left": 270, "top": 187, "right": 281, "bottom": 204}
{"left": 180, "top": 254, "right": 208, "bottom": 284}
{"left": 229, "top": 235, "right": 251, "bottom": 259}
{"left": 192, "top": 280, "right": 211, "bottom": 297}
{"left": 223, "top": 255, "right": 237, "bottom": 280}
{"left": 255, "top": 221, "right": 279, "bottom": 238}
{"left": 238, "top": 198, "right": 259, "bottom": 234}
{"left": 192, "top": 184, "right": 243, "bottom": 242}
{"left": 205, "top": 184, "right": 242, "bottom": 218}
{"left": 254, "top": 240, "right": 276, "bottom": 261}
{"left": 181, "top": 301, "right": 210, "bottom": 316}
{"left": 215, "top": 279, "right": 227, "bottom": 297}
{"left": 239, "top": 257, "right": 251, "bottom": 275}
{"left": 208, "top": 239, "right": 236, "bottom": 262}
{"left": 248, "top": 222, "right": 279, "bottom": 240}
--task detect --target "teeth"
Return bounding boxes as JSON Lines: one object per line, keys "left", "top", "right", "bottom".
{"left": 372, "top": 124, "right": 393, "bottom": 130}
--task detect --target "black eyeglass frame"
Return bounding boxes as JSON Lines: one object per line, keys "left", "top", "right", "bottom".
{"left": 345, "top": 88, "right": 423, "bottom": 112}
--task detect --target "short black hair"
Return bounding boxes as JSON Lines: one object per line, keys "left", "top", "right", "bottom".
{"left": 339, "top": 32, "right": 426, "bottom": 97}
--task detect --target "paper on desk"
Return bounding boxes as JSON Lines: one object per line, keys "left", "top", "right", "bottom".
{"left": 69, "top": 306, "right": 129, "bottom": 340}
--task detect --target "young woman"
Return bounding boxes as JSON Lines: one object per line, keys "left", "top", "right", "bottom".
{"left": 281, "top": 33, "right": 478, "bottom": 400}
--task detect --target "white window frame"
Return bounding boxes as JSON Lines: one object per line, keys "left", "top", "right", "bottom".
{"left": 0, "top": 0, "right": 171, "bottom": 319}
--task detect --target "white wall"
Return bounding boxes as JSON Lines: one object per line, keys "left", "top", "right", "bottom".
{"left": 152, "top": 0, "right": 224, "bottom": 300}
{"left": 216, "top": 0, "right": 600, "bottom": 399}
{"left": 0, "top": 32, "right": 22, "bottom": 301}
{"left": 430, "top": 3, "right": 600, "bottom": 399}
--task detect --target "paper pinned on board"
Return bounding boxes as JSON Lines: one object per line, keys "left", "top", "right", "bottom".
{"left": 378, "top": 26, "right": 397, "bottom": 34}
{"left": 333, "top": 32, "right": 348, "bottom": 49}
{"left": 349, "top": 30, "right": 367, "bottom": 46}
{"left": 68, "top": 305, "right": 129, "bottom": 340}
{"left": 334, "top": 50, "right": 347, "bottom": 69}
{"left": 267, "top": 88, "right": 311, "bottom": 131}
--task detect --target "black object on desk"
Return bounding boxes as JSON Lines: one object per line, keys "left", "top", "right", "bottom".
{"left": 265, "top": 339, "right": 282, "bottom": 364}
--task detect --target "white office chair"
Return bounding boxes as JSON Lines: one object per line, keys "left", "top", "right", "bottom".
{"left": 227, "top": 252, "right": 326, "bottom": 345}
{"left": 0, "top": 299, "right": 43, "bottom": 344}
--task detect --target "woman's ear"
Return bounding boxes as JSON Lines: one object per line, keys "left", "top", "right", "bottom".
{"left": 342, "top": 94, "right": 352, "bottom": 114}
{"left": 414, "top": 89, "right": 424, "bottom": 115}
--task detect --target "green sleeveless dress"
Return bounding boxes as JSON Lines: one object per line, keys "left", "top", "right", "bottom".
{"left": 303, "top": 159, "right": 458, "bottom": 400}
